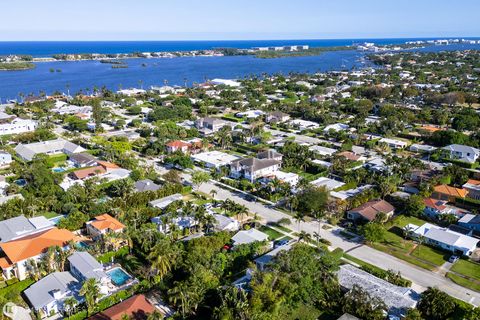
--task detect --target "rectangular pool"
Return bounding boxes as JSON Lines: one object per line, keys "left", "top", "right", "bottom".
{"left": 107, "top": 268, "right": 131, "bottom": 286}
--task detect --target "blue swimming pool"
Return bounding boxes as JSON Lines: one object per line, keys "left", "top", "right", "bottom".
{"left": 107, "top": 268, "right": 131, "bottom": 286}
{"left": 52, "top": 167, "right": 66, "bottom": 173}
{"left": 76, "top": 241, "right": 90, "bottom": 250}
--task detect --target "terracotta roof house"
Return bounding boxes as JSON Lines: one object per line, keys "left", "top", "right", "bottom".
{"left": 432, "top": 184, "right": 467, "bottom": 202}
{"left": 336, "top": 151, "right": 363, "bottom": 162}
{"left": 86, "top": 214, "right": 125, "bottom": 240}
{"left": 70, "top": 161, "right": 120, "bottom": 180}
{"left": 347, "top": 199, "right": 395, "bottom": 222}
{"left": 0, "top": 228, "right": 75, "bottom": 280}
{"left": 89, "top": 294, "right": 157, "bottom": 320}
{"left": 166, "top": 140, "right": 191, "bottom": 153}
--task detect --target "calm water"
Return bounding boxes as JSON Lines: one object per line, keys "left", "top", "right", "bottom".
{"left": 0, "top": 38, "right": 472, "bottom": 57}
{"left": 0, "top": 50, "right": 369, "bottom": 100}
{"left": 0, "top": 40, "right": 479, "bottom": 101}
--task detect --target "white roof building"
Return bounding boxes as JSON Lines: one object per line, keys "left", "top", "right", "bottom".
{"left": 289, "top": 119, "right": 320, "bottom": 131}
{"left": 407, "top": 223, "right": 479, "bottom": 256}
{"left": 338, "top": 264, "right": 419, "bottom": 318}
{"left": 323, "top": 123, "right": 350, "bottom": 133}
{"left": 15, "top": 138, "right": 85, "bottom": 161}
{"left": 232, "top": 229, "right": 269, "bottom": 246}
{"left": 379, "top": 138, "right": 408, "bottom": 149}
{"left": 310, "top": 177, "right": 345, "bottom": 191}
{"left": 192, "top": 151, "right": 241, "bottom": 168}
{"left": 309, "top": 145, "right": 337, "bottom": 157}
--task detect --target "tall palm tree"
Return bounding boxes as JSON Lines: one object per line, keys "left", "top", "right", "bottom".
{"left": 209, "top": 189, "right": 217, "bottom": 199}
{"left": 294, "top": 212, "right": 305, "bottom": 231}
{"left": 168, "top": 282, "right": 192, "bottom": 318}
{"left": 79, "top": 278, "right": 102, "bottom": 316}
{"left": 297, "top": 231, "right": 312, "bottom": 243}
{"left": 147, "top": 240, "right": 178, "bottom": 282}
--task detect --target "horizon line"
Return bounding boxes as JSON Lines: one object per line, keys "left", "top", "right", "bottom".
{"left": 1, "top": 35, "right": 480, "bottom": 42}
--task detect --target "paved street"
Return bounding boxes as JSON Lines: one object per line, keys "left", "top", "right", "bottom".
{"left": 198, "top": 181, "right": 480, "bottom": 306}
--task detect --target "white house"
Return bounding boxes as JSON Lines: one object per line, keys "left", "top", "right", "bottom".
{"left": 235, "top": 110, "right": 264, "bottom": 119}
{"left": 309, "top": 145, "right": 337, "bottom": 157}
{"left": 310, "top": 177, "right": 345, "bottom": 191}
{"left": 0, "top": 151, "right": 12, "bottom": 166}
{"left": 406, "top": 223, "right": 479, "bottom": 256}
{"left": 230, "top": 157, "right": 281, "bottom": 182}
{"left": 410, "top": 144, "right": 437, "bottom": 154}
{"left": 24, "top": 252, "right": 110, "bottom": 318}
{"left": 289, "top": 119, "right": 320, "bottom": 131}
{"left": 231, "top": 229, "right": 270, "bottom": 246}
{"left": 323, "top": 123, "right": 350, "bottom": 133}
{"left": 15, "top": 138, "right": 85, "bottom": 161}
{"left": 192, "top": 151, "right": 241, "bottom": 168}
{"left": 379, "top": 138, "right": 408, "bottom": 149}
{"left": 0, "top": 118, "right": 37, "bottom": 136}
{"left": 442, "top": 144, "right": 480, "bottom": 164}
{"left": 0, "top": 228, "right": 75, "bottom": 280}
{"left": 86, "top": 214, "right": 125, "bottom": 240}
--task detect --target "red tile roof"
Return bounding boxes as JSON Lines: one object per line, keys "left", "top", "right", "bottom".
{"left": 89, "top": 214, "right": 125, "bottom": 232}
{"left": 0, "top": 228, "right": 75, "bottom": 265}
{"left": 166, "top": 140, "right": 191, "bottom": 148}
{"left": 88, "top": 295, "right": 156, "bottom": 320}
{"left": 434, "top": 185, "right": 467, "bottom": 198}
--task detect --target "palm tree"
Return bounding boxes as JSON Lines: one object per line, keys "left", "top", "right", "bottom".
{"left": 147, "top": 240, "right": 178, "bottom": 282}
{"left": 63, "top": 296, "right": 78, "bottom": 317}
{"left": 79, "top": 278, "right": 102, "bottom": 316}
{"left": 168, "top": 282, "right": 192, "bottom": 318}
{"left": 298, "top": 231, "right": 312, "bottom": 243}
{"left": 293, "top": 212, "right": 305, "bottom": 231}
{"left": 209, "top": 189, "right": 217, "bottom": 199}
{"left": 313, "top": 231, "right": 321, "bottom": 246}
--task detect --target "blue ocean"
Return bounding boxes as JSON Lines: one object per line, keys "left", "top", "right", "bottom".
{"left": 0, "top": 39, "right": 479, "bottom": 101}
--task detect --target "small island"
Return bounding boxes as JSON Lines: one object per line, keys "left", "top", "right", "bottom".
{"left": 0, "top": 62, "right": 36, "bottom": 71}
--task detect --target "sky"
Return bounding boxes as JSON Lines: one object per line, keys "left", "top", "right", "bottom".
{"left": 1, "top": 0, "right": 479, "bottom": 41}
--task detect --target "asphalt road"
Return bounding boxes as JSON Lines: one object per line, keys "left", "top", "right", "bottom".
{"left": 198, "top": 181, "right": 480, "bottom": 306}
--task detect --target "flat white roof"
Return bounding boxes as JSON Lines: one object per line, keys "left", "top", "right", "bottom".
{"left": 310, "top": 177, "right": 345, "bottom": 191}
{"left": 192, "top": 151, "right": 241, "bottom": 167}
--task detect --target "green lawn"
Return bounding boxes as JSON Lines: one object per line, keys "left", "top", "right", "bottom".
{"left": 259, "top": 225, "right": 284, "bottom": 240}
{"left": 41, "top": 212, "right": 60, "bottom": 219}
{"left": 268, "top": 222, "right": 292, "bottom": 234}
{"left": 0, "top": 278, "right": 35, "bottom": 307}
{"left": 411, "top": 245, "right": 448, "bottom": 266}
{"left": 391, "top": 215, "right": 429, "bottom": 228}
{"left": 447, "top": 272, "right": 480, "bottom": 292}
{"left": 451, "top": 259, "right": 480, "bottom": 282}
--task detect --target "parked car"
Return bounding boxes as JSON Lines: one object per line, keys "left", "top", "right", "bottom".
{"left": 449, "top": 255, "right": 459, "bottom": 263}
{"left": 274, "top": 239, "right": 290, "bottom": 248}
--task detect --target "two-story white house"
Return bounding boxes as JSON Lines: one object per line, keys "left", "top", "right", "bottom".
{"left": 442, "top": 144, "right": 480, "bottom": 164}
{"left": 230, "top": 157, "right": 281, "bottom": 182}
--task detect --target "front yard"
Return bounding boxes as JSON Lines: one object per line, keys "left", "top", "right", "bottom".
{"left": 369, "top": 215, "right": 448, "bottom": 271}
{"left": 259, "top": 225, "right": 284, "bottom": 240}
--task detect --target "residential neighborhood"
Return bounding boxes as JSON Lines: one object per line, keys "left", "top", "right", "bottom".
{"left": 0, "top": 40, "right": 479, "bottom": 320}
